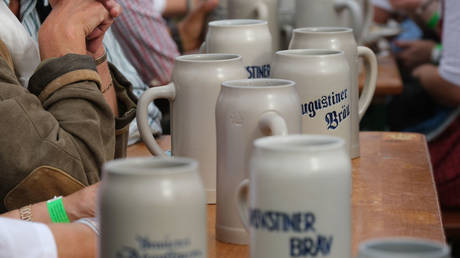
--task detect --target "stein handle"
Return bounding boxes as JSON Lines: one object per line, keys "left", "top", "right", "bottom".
{"left": 258, "top": 111, "right": 288, "bottom": 136}
{"left": 235, "top": 179, "right": 250, "bottom": 231}
{"left": 137, "top": 83, "right": 176, "bottom": 156}
{"left": 334, "top": 0, "right": 363, "bottom": 40}
{"left": 283, "top": 24, "right": 294, "bottom": 48}
{"left": 254, "top": 1, "right": 269, "bottom": 21}
{"left": 357, "top": 46, "right": 377, "bottom": 120}
{"left": 361, "top": 0, "right": 374, "bottom": 41}
{"left": 199, "top": 41, "right": 206, "bottom": 53}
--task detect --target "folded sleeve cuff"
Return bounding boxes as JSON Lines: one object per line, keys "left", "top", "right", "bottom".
{"left": 28, "top": 54, "right": 102, "bottom": 101}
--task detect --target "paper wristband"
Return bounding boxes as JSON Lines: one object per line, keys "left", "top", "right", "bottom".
{"left": 47, "top": 196, "right": 70, "bottom": 223}
{"left": 428, "top": 12, "right": 440, "bottom": 30}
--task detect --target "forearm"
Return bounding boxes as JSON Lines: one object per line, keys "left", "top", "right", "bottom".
{"left": 418, "top": 66, "right": 460, "bottom": 107}
{"left": 410, "top": 1, "right": 441, "bottom": 35}
{"left": 2, "top": 196, "right": 85, "bottom": 223}
{"left": 96, "top": 54, "right": 119, "bottom": 116}
{"left": 0, "top": 55, "right": 114, "bottom": 211}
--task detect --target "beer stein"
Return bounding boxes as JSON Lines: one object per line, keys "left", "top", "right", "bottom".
{"left": 289, "top": 27, "right": 377, "bottom": 158}
{"left": 215, "top": 78, "right": 301, "bottom": 244}
{"left": 137, "top": 54, "right": 246, "bottom": 203}
{"left": 202, "top": 19, "right": 272, "bottom": 79}
{"left": 272, "top": 49, "right": 353, "bottom": 156}
{"left": 237, "top": 135, "right": 352, "bottom": 258}
{"left": 99, "top": 157, "right": 207, "bottom": 258}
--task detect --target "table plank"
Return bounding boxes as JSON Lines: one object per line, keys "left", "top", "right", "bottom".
{"left": 352, "top": 132, "right": 444, "bottom": 254}
{"left": 359, "top": 54, "right": 403, "bottom": 96}
{"left": 127, "top": 132, "right": 444, "bottom": 257}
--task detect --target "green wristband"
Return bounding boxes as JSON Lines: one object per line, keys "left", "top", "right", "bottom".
{"left": 47, "top": 196, "right": 70, "bottom": 223}
{"left": 428, "top": 11, "right": 440, "bottom": 30}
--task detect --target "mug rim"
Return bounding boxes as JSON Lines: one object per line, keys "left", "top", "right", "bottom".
{"left": 276, "top": 49, "right": 344, "bottom": 57}
{"left": 293, "top": 27, "right": 353, "bottom": 34}
{"left": 103, "top": 157, "right": 198, "bottom": 176}
{"left": 254, "top": 135, "right": 345, "bottom": 153}
{"left": 357, "top": 237, "right": 451, "bottom": 258}
{"left": 176, "top": 53, "right": 242, "bottom": 63}
{"left": 222, "top": 78, "right": 295, "bottom": 89}
{"left": 209, "top": 19, "right": 268, "bottom": 27}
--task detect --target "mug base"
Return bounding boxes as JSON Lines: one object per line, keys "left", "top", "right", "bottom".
{"left": 351, "top": 144, "right": 360, "bottom": 159}
{"left": 206, "top": 189, "right": 216, "bottom": 204}
{"left": 215, "top": 224, "right": 248, "bottom": 245}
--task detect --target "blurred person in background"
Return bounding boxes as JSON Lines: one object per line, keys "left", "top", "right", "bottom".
{"left": 112, "top": 0, "right": 218, "bottom": 135}
{"left": 374, "top": 0, "right": 460, "bottom": 208}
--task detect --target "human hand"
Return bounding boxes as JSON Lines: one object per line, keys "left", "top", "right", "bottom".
{"left": 395, "top": 40, "right": 436, "bottom": 70}
{"left": 63, "top": 183, "right": 99, "bottom": 221}
{"left": 389, "top": 0, "right": 421, "bottom": 12}
{"left": 38, "top": 0, "right": 120, "bottom": 59}
{"left": 177, "top": 0, "right": 218, "bottom": 52}
{"left": 84, "top": 0, "right": 122, "bottom": 56}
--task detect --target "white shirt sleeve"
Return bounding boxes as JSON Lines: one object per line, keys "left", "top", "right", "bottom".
{"left": 439, "top": 0, "right": 460, "bottom": 87}
{"left": 153, "top": 0, "right": 167, "bottom": 14}
{"left": 0, "top": 217, "right": 57, "bottom": 258}
{"left": 372, "top": 0, "right": 393, "bottom": 11}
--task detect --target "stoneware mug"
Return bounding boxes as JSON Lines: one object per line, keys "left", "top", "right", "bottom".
{"left": 202, "top": 19, "right": 272, "bottom": 79}
{"left": 236, "top": 135, "right": 352, "bottom": 258}
{"left": 289, "top": 27, "right": 377, "bottom": 159}
{"left": 295, "top": 0, "right": 363, "bottom": 40}
{"left": 272, "top": 49, "right": 353, "bottom": 156}
{"left": 228, "top": 0, "right": 280, "bottom": 51}
{"left": 99, "top": 157, "right": 207, "bottom": 258}
{"left": 215, "top": 79, "right": 301, "bottom": 245}
{"left": 357, "top": 0, "right": 374, "bottom": 42}
{"left": 357, "top": 238, "right": 451, "bottom": 258}
{"left": 137, "top": 54, "right": 246, "bottom": 204}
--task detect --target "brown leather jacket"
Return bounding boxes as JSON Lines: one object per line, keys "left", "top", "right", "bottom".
{"left": 0, "top": 40, "right": 136, "bottom": 212}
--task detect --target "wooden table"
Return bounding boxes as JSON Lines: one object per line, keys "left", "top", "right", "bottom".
{"left": 127, "top": 132, "right": 444, "bottom": 257}
{"left": 359, "top": 54, "right": 403, "bottom": 96}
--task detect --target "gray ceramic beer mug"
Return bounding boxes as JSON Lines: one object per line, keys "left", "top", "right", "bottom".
{"left": 272, "top": 49, "right": 353, "bottom": 156}
{"left": 99, "top": 157, "right": 207, "bottom": 258}
{"left": 202, "top": 19, "right": 272, "bottom": 79}
{"left": 215, "top": 79, "right": 301, "bottom": 245}
{"left": 289, "top": 27, "right": 377, "bottom": 159}
{"left": 137, "top": 54, "right": 246, "bottom": 204}
{"left": 236, "top": 135, "right": 352, "bottom": 258}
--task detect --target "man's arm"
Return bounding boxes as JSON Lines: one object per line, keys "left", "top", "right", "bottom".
{"left": 413, "top": 64, "right": 460, "bottom": 107}
{"left": 0, "top": 51, "right": 114, "bottom": 211}
{"left": 1, "top": 183, "right": 98, "bottom": 222}
{"left": 412, "top": 0, "right": 460, "bottom": 107}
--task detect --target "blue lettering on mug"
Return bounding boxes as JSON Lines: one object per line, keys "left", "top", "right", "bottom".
{"left": 246, "top": 64, "right": 271, "bottom": 78}
{"left": 300, "top": 89, "right": 350, "bottom": 130}
{"left": 290, "top": 235, "right": 333, "bottom": 257}
{"left": 325, "top": 104, "right": 350, "bottom": 130}
{"left": 249, "top": 209, "right": 334, "bottom": 257}
{"left": 115, "top": 236, "right": 203, "bottom": 258}
{"left": 249, "top": 209, "right": 316, "bottom": 232}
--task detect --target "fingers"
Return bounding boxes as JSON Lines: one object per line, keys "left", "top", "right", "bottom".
{"left": 99, "top": 0, "right": 122, "bottom": 18}
{"left": 394, "top": 40, "right": 414, "bottom": 48}
{"left": 203, "top": 0, "right": 219, "bottom": 11}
